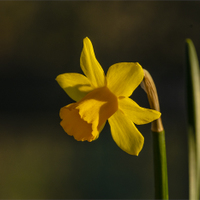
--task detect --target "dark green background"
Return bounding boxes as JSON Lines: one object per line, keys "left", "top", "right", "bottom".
{"left": 1, "top": 1, "right": 199, "bottom": 199}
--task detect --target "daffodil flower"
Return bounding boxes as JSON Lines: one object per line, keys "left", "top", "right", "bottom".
{"left": 56, "top": 37, "right": 161, "bottom": 155}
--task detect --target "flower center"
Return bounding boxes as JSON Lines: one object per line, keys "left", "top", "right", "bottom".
{"left": 59, "top": 86, "right": 118, "bottom": 141}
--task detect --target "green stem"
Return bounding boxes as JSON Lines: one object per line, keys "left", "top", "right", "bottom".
{"left": 141, "top": 69, "right": 169, "bottom": 200}
{"left": 152, "top": 130, "right": 169, "bottom": 200}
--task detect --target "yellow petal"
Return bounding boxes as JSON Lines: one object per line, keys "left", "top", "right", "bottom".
{"left": 108, "top": 109, "right": 144, "bottom": 156}
{"left": 56, "top": 73, "right": 93, "bottom": 102}
{"left": 106, "top": 62, "right": 144, "bottom": 97}
{"left": 119, "top": 97, "right": 161, "bottom": 125}
{"left": 60, "top": 86, "right": 118, "bottom": 142}
{"left": 80, "top": 37, "right": 106, "bottom": 88}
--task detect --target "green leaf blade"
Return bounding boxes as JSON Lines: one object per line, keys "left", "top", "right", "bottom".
{"left": 185, "top": 38, "right": 200, "bottom": 200}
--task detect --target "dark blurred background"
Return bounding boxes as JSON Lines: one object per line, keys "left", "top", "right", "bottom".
{"left": 0, "top": 1, "right": 199, "bottom": 199}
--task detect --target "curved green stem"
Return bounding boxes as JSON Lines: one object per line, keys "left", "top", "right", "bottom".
{"left": 141, "top": 69, "right": 169, "bottom": 199}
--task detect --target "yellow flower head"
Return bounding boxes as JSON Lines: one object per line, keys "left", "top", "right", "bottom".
{"left": 56, "top": 37, "right": 161, "bottom": 155}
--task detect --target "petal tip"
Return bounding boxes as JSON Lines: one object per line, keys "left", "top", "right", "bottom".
{"left": 83, "top": 37, "right": 91, "bottom": 45}
{"left": 55, "top": 74, "right": 60, "bottom": 82}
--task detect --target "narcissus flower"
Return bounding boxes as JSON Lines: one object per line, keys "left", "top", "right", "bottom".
{"left": 56, "top": 37, "right": 161, "bottom": 155}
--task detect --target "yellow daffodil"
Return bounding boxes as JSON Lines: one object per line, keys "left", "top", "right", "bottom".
{"left": 56, "top": 37, "right": 161, "bottom": 155}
